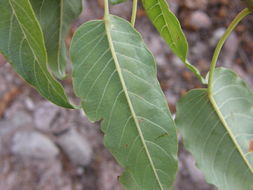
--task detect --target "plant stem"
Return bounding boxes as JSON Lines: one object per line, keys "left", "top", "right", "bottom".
{"left": 104, "top": 0, "right": 110, "bottom": 19}
{"left": 208, "top": 8, "right": 251, "bottom": 94}
{"left": 131, "top": 0, "right": 138, "bottom": 26}
{"left": 185, "top": 59, "right": 207, "bottom": 84}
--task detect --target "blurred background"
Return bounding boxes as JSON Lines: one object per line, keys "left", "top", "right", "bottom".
{"left": 0, "top": 0, "right": 253, "bottom": 189}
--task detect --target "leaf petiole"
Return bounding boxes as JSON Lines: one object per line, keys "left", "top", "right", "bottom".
{"left": 131, "top": 0, "right": 138, "bottom": 26}
{"left": 208, "top": 8, "right": 252, "bottom": 94}
{"left": 104, "top": 0, "right": 110, "bottom": 19}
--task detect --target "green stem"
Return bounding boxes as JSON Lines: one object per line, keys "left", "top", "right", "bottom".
{"left": 208, "top": 8, "right": 251, "bottom": 95}
{"left": 104, "top": 0, "right": 110, "bottom": 18}
{"left": 131, "top": 0, "right": 138, "bottom": 26}
{"left": 185, "top": 59, "right": 207, "bottom": 84}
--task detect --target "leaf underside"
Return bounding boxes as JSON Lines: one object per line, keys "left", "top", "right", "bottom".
{"left": 30, "top": 0, "right": 83, "bottom": 78}
{"left": 71, "top": 15, "right": 177, "bottom": 190}
{"left": 141, "top": 0, "right": 204, "bottom": 83}
{"left": 176, "top": 68, "right": 253, "bottom": 190}
{"left": 0, "top": 0, "right": 73, "bottom": 108}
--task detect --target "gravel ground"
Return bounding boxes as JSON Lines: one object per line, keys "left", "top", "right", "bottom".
{"left": 0, "top": 0, "right": 253, "bottom": 189}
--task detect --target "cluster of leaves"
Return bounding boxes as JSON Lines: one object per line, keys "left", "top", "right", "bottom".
{"left": 0, "top": 0, "right": 253, "bottom": 189}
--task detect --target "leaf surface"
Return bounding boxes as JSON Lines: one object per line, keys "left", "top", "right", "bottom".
{"left": 71, "top": 15, "right": 177, "bottom": 190}
{"left": 30, "top": 0, "right": 83, "bottom": 78}
{"left": 176, "top": 68, "right": 253, "bottom": 190}
{"left": 142, "top": 0, "right": 205, "bottom": 83}
{"left": 0, "top": 0, "right": 73, "bottom": 108}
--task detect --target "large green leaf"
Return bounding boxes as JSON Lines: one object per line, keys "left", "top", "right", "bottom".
{"left": 176, "top": 67, "right": 253, "bottom": 190}
{"left": 142, "top": 0, "right": 205, "bottom": 83}
{"left": 30, "top": 0, "right": 83, "bottom": 78}
{"left": 0, "top": 0, "right": 73, "bottom": 108}
{"left": 71, "top": 15, "right": 177, "bottom": 189}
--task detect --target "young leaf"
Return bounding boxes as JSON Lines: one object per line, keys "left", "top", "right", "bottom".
{"left": 110, "top": 0, "right": 128, "bottom": 5}
{"left": 71, "top": 15, "right": 178, "bottom": 189}
{"left": 142, "top": 0, "right": 187, "bottom": 61}
{"left": 142, "top": 0, "right": 205, "bottom": 83}
{"left": 176, "top": 68, "right": 253, "bottom": 190}
{"left": 0, "top": 0, "right": 73, "bottom": 108}
{"left": 30, "top": 0, "right": 83, "bottom": 79}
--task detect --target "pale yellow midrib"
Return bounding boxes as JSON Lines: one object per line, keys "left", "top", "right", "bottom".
{"left": 208, "top": 93, "right": 253, "bottom": 175}
{"left": 104, "top": 15, "right": 165, "bottom": 190}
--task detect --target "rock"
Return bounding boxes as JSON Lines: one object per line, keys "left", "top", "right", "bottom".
{"left": 210, "top": 29, "right": 239, "bottom": 67}
{"left": 223, "top": 32, "right": 239, "bottom": 67}
{"left": 210, "top": 28, "right": 226, "bottom": 47}
{"left": 110, "top": 1, "right": 132, "bottom": 19}
{"left": 184, "top": 0, "right": 208, "bottom": 9}
{"left": 0, "top": 156, "right": 70, "bottom": 190}
{"left": 0, "top": 120, "right": 14, "bottom": 137}
{"left": 190, "top": 11, "right": 212, "bottom": 29}
{"left": 97, "top": 161, "right": 123, "bottom": 190}
{"left": 34, "top": 102, "right": 60, "bottom": 131}
{"left": 11, "top": 131, "right": 59, "bottom": 160}
{"left": 184, "top": 155, "right": 205, "bottom": 183}
{"left": 0, "top": 53, "right": 5, "bottom": 65}
{"left": 192, "top": 42, "right": 208, "bottom": 59}
{"left": 0, "top": 141, "right": 3, "bottom": 154}
{"left": 0, "top": 111, "right": 32, "bottom": 137}
{"left": 4, "top": 98, "right": 27, "bottom": 119}
{"left": 169, "top": 0, "right": 179, "bottom": 13}
{"left": 172, "top": 55, "right": 184, "bottom": 67}
{"left": 50, "top": 109, "right": 76, "bottom": 133}
{"left": 11, "top": 111, "right": 32, "bottom": 127}
{"left": 24, "top": 98, "right": 35, "bottom": 111}
{"left": 56, "top": 129, "right": 93, "bottom": 166}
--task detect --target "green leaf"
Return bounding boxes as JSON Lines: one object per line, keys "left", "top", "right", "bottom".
{"left": 71, "top": 15, "right": 177, "bottom": 189}
{"left": 176, "top": 67, "right": 253, "bottom": 190}
{"left": 0, "top": 0, "right": 73, "bottom": 108}
{"left": 142, "top": 0, "right": 205, "bottom": 83}
{"left": 142, "top": 0, "right": 187, "bottom": 61}
{"left": 30, "top": 0, "right": 83, "bottom": 79}
{"left": 110, "top": 0, "right": 128, "bottom": 5}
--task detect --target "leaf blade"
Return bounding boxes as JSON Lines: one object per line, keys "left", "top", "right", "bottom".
{"left": 30, "top": 0, "right": 83, "bottom": 78}
{"left": 142, "top": 0, "right": 187, "bottom": 61}
{"left": 71, "top": 16, "right": 178, "bottom": 189}
{"left": 142, "top": 0, "right": 205, "bottom": 83}
{"left": 176, "top": 68, "right": 253, "bottom": 190}
{"left": 0, "top": 0, "right": 73, "bottom": 108}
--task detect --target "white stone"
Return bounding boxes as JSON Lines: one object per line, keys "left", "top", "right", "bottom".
{"left": 34, "top": 102, "right": 60, "bottom": 131}
{"left": 190, "top": 11, "right": 212, "bottom": 29}
{"left": 57, "top": 129, "right": 92, "bottom": 166}
{"left": 11, "top": 131, "right": 59, "bottom": 160}
{"left": 185, "top": 155, "right": 205, "bottom": 183}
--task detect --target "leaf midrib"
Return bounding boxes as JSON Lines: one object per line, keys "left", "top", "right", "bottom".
{"left": 156, "top": 0, "right": 174, "bottom": 51}
{"left": 208, "top": 92, "right": 253, "bottom": 174}
{"left": 104, "top": 15, "right": 164, "bottom": 190}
